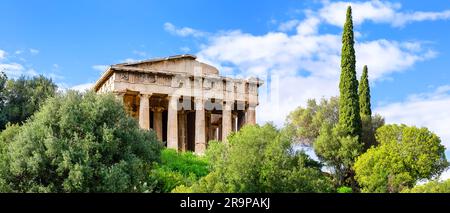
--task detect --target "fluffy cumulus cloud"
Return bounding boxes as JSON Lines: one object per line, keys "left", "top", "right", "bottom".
{"left": 0, "top": 49, "right": 63, "bottom": 82}
{"left": 318, "top": 0, "right": 450, "bottom": 27}
{"left": 0, "top": 62, "right": 38, "bottom": 79}
{"left": 164, "top": 22, "right": 206, "bottom": 38}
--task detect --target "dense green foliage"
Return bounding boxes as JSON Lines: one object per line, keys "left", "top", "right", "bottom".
{"left": 150, "top": 149, "right": 209, "bottom": 192}
{"left": 174, "top": 124, "right": 334, "bottom": 193}
{"left": 0, "top": 74, "right": 57, "bottom": 130}
{"left": 402, "top": 179, "right": 450, "bottom": 193}
{"left": 285, "top": 97, "right": 339, "bottom": 146}
{"left": 337, "top": 186, "right": 353, "bottom": 193}
{"left": 287, "top": 96, "right": 384, "bottom": 187}
{"left": 314, "top": 123, "right": 362, "bottom": 187}
{"left": 338, "top": 6, "right": 362, "bottom": 138}
{"left": 0, "top": 91, "right": 162, "bottom": 192}
{"left": 354, "top": 125, "right": 448, "bottom": 192}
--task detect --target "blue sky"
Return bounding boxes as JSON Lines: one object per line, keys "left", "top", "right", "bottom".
{"left": 1, "top": 0, "right": 450, "bottom": 177}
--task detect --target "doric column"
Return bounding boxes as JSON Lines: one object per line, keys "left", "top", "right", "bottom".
{"left": 246, "top": 104, "right": 256, "bottom": 125}
{"left": 232, "top": 113, "right": 237, "bottom": 132}
{"left": 222, "top": 101, "right": 233, "bottom": 143}
{"left": 139, "top": 93, "right": 151, "bottom": 130}
{"left": 153, "top": 107, "right": 164, "bottom": 141}
{"left": 195, "top": 98, "right": 206, "bottom": 155}
{"left": 167, "top": 95, "right": 179, "bottom": 150}
{"left": 178, "top": 110, "right": 187, "bottom": 152}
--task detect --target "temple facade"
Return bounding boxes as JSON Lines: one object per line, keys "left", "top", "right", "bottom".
{"left": 93, "top": 54, "right": 262, "bottom": 154}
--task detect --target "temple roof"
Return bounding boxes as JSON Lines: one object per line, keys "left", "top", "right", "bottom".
{"left": 113, "top": 54, "right": 197, "bottom": 66}
{"left": 93, "top": 54, "right": 263, "bottom": 91}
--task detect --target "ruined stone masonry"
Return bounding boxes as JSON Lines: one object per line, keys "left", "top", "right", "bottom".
{"left": 93, "top": 54, "right": 262, "bottom": 154}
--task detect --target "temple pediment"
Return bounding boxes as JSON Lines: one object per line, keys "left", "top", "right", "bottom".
{"left": 115, "top": 54, "right": 219, "bottom": 76}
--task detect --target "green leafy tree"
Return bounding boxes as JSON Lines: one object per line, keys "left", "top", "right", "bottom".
{"left": 314, "top": 123, "right": 363, "bottom": 187}
{"left": 339, "top": 6, "right": 362, "bottom": 138}
{"left": 0, "top": 123, "right": 21, "bottom": 192}
{"left": 285, "top": 97, "right": 339, "bottom": 146}
{"left": 402, "top": 179, "right": 450, "bottom": 193}
{"left": 359, "top": 65, "right": 377, "bottom": 149}
{"left": 0, "top": 91, "right": 162, "bottom": 192}
{"left": 354, "top": 124, "right": 449, "bottom": 193}
{"left": 174, "top": 124, "right": 334, "bottom": 193}
{"left": 0, "top": 75, "right": 57, "bottom": 130}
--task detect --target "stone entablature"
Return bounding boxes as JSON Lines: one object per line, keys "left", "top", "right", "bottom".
{"left": 93, "top": 54, "right": 262, "bottom": 154}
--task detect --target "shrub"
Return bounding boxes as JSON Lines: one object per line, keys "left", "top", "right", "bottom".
{"left": 150, "top": 149, "right": 209, "bottom": 192}
{"left": 0, "top": 91, "right": 162, "bottom": 192}
{"left": 175, "top": 124, "right": 334, "bottom": 193}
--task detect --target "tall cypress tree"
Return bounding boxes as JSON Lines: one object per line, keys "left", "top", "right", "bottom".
{"left": 359, "top": 65, "right": 371, "bottom": 117}
{"left": 359, "top": 65, "right": 377, "bottom": 149}
{"left": 338, "top": 6, "right": 362, "bottom": 138}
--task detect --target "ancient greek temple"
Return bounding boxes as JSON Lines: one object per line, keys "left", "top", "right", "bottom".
{"left": 93, "top": 54, "right": 262, "bottom": 154}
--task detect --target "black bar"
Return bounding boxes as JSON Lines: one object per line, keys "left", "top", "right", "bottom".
{"left": 0, "top": 193, "right": 449, "bottom": 212}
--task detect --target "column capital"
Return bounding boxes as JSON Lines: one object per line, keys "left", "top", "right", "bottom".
{"left": 194, "top": 97, "right": 205, "bottom": 110}
{"left": 248, "top": 102, "right": 257, "bottom": 109}
{"left": 223, "top": 100, "right": 234, "bottom": 111}
{"left": 114, "top": 91, "right": 126, "bottom": 96}
{"left": 140, "top": 93, "right": 152, "bottom": 98}
{"left": 168, "top": 94, "right": 181, "bottom": 99}
{"left": 153, "top": 106, "right": 165, "bottom": 112}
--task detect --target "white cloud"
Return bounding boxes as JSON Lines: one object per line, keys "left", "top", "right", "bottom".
{"left": 396, "top": 10, "right": 450, "bottom": 26}
{"left": 0, "top": 50, "right": 6, "bottom": 60}
{"left": 296, "top": 17, "right": 321, "bottom": 36}
{"left": 318, "top": 1, "right": 450, "bottom": 27}
{"left": 122, "top": 58, "right": 139, "bottom": 63}
{"left": 180, "top": 46, "right": 191, "bottom": 53}
{"left": 278, "top": 19, "right": 300, "bottom": 32}
{"left": 0, "top": 63, "right": 38, "bottom": 79}
{"left": 132, "top": 50, "right": 147, "bottom": 57}
{"left": 70, "top": 83, "right": 94, "bottom": 92}
{"left": 92, "top": 65, "right": 108, "bottom": 73}
{"left": 164, "top": 22, "right": 206, "bottom": 37}
{"left": 29, "top": 48, "right": 39, "bottom": 55}
{"left": 356, "top": 40, "right": 436, "bottom": 80}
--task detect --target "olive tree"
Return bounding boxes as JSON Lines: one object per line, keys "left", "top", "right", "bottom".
{"left": 0, "top": 91, "right": 162, "bottom": 192}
